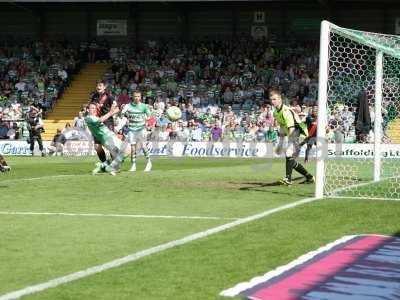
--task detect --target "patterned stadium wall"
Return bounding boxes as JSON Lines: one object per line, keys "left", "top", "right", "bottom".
{"left": 0, "top": 7, "right": 38, "bottom": 41}
{"left": 45, "top": 10, "right": 87, "bottom": 41}
{"left": 0, "top": 3, "right": 398, "bottom": 43}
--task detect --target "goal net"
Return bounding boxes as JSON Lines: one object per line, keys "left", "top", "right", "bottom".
{"left": 316, "top": 21, "right": 400, "bottom": 200}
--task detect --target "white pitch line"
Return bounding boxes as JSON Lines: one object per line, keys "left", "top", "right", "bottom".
{"left": 0, "top": 174, "right": 83, "bottom": 184}
{"left": 0, "top": 196, "right": 319, "bottom": 300}
{"left": 0, "top": 211, "right": 238, "bottom": 221}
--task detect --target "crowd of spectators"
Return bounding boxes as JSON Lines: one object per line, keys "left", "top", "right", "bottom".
{"left": 72, "top": 37, "right": 320, "bottom": 143}
{"left": 0, "top": 41, "right": 80, "bottom": 140}
{"left": 75, "top": 37, "right": 380, "bottom": 144}
{"left": 0, "top": 36, "right": 393, "bottom": 144}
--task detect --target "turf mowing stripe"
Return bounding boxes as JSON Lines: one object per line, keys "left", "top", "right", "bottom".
{"left": 0, "top": 196, "right": 319, "bottom": 300}
{"left": 0, "top": 211, "right": 238, "bottom": 220}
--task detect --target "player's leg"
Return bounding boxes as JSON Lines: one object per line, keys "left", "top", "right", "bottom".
{"left": 95, "top": 143, "right": 107, "bottom": 163}
{"left": 29, "top": 134, "right": 35, "bottom": 156}
{"left": 37, "top": 134, "right": 45, "bottom": 157}
{"left": 92, "top": 142, "right": 108, "bottom": 175}
{"left": 103, "top": 135, "right": 128, "bottom": 175}
{"left": 281, "top": 130, "right": 314, "bottom": 185}
{"left": 291, "top": 130, "right": 314, "bottom": 183}
{"left": 130, "top": 144, "right": 137, "bottom": 172}
{"left": 140, "top": 130, "right": 151, "bottom": 172}
{"left": 126, "top": 131, "right": 137, "bottom": 172}
{"left": 304, "top": 138, "right": 315, "bottom": 163}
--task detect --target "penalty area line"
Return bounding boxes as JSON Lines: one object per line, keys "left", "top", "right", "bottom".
{"left": 0, "top": 211, "right": 238, "bottom": 221}
{"left": 0, "top": 196, "right": 319, "bottom": 300}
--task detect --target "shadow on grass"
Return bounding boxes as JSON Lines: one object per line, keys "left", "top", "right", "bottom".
{"left": 235, "top": 176, "right": 312, "bottom": 197}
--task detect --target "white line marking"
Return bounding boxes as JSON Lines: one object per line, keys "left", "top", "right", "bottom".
{"left": 328, "top": 196, "right": 400, "bottom": 201}
{"left": 0, "top": 211, "right": 238, "bottom": 221}
{"left": 0, "top": 174, "right": 83, "bottom": 184}
{"left": 0, "top": 196, "right": 319, "bottom": 300}
{"left": 220, "top": 235, "right": 357, "bottom": 297}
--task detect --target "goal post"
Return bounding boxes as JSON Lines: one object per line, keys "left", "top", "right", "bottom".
{"left": 315, "top": 21, "right": 400, "bottom": 200}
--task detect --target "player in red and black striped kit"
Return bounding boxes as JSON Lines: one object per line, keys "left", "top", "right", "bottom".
{"left": 299, "top": 106, "right": 318, "bottom": 163}
{"left": 89, "top": 80, "right": 117, "bottom": 171}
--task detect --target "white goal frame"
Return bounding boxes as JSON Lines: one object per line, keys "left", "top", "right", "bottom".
{"left": 315, "top": 21, "right": 384, "bottom": 199}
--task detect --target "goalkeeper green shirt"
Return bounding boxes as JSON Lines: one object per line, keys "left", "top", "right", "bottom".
{"left": 273, "top": 104, "right": 308, "bottom": 137}
{"left": 85, "top": 115, "right": 114, "bottom": 145}
{"left": 122, "top": 103, "right": 150, "bottom": 132}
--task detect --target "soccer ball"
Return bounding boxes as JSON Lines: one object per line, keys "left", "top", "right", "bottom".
{"left": 166, "top": 106, "right": 182, "bottom": 121}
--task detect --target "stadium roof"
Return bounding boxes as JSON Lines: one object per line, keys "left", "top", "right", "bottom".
{"left": 3, "top": 0, "right": 400, "bottom": 2}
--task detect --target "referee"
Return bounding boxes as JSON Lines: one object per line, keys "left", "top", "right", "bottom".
{"left": 269, "top": 88, "right": 314, "bottom": 185}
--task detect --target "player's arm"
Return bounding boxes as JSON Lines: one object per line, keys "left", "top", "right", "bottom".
{"left": 120, "top": 104, "right": 129, "bottom": 116}
{"left": 144, "top": 105, "right": 151, "bottom": 119}
{"left": 99, "top": 106, "right": 119, "bottom": 123}
{"left": 35, "top": 118, "right": 44, "bottom": 131}
{"left": 275, "top": 128, "right": 285, "bottom": 155}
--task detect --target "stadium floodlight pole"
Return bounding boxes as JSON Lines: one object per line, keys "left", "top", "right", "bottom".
{"left": 374, "top": 50, "right": 383, "bottom": 182}
{"left": 315, "top": 20, "right": 331, "bottom": 199}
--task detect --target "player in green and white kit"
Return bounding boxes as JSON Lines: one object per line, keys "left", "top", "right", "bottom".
{"left": 270, "top": 88, "right": 314, "bottom": 185}
{"left": 121, "top": 90, "right": 152, "bottom": 172}
{"left": 85, "top": 102, "right": 127, "bottom": 175}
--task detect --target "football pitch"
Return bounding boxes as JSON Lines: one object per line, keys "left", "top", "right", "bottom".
{"left": 0, "top": 156, "right": 399, "bottom": 300}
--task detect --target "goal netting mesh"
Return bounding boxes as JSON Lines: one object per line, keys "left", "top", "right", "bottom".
{"left": 319, "top": 22, "right": 400, "bottom": 200}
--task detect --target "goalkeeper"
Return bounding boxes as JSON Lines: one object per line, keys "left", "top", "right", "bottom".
{"left": 85, "top": 102, "right": 128, "bottom": 175}
{"left": 270, "top": 88, "right": 315, "bottom": 185}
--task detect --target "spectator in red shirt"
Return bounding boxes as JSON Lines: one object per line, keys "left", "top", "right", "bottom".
{"left": 117, "top": 89, "right": 130, "bottom": 107}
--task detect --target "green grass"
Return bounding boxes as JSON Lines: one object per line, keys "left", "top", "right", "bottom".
{"left": 0, "top": 156, "right": 399, "bottom": 300}
{"left": 326, "top": 158, "right": 400, "bottom": 198}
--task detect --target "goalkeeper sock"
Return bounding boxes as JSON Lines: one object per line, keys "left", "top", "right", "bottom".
{"left": 294, "top": 161, "right": 311, "bottom": 177}
{"left": 286, "top": 157, "right": 296, "bottom": 181}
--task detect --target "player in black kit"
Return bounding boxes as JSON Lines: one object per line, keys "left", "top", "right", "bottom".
{"left": 89, "top": 80, "right": 118, "bottom": 172}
